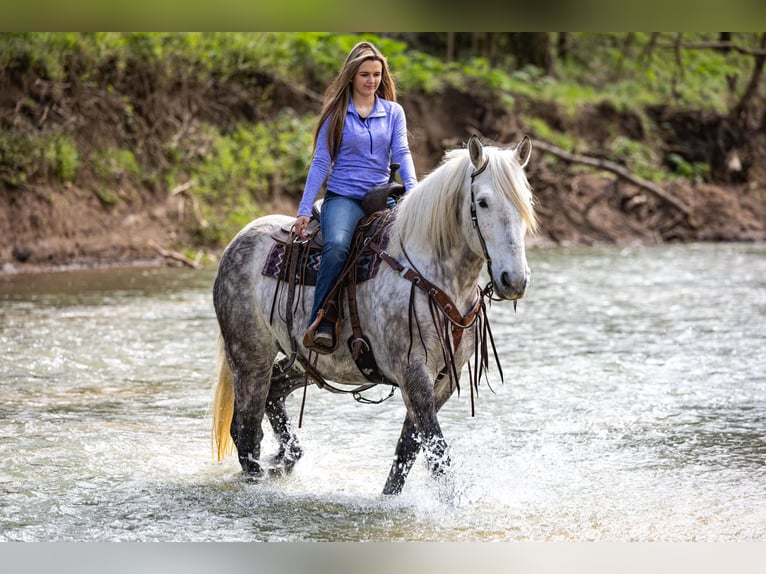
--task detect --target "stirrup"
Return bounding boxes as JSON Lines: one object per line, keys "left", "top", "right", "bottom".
{"left": 312, "top": 327, "right": 334, "bottom": 349}
{"left": 303, "top": 316, "right": 337, "bottom": 355}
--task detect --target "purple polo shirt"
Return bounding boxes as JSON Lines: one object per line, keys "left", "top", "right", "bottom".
{"left": 297, "top": 96, "right": 418, "bottom": 217}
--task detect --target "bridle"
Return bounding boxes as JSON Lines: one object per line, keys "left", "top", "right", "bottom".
{"left": 468, "top": 156, "right": 497, "bottom": 298}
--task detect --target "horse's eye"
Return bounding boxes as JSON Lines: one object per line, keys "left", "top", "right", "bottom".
{"left": 478, "top": 199, "right": 488, "bottom": 208}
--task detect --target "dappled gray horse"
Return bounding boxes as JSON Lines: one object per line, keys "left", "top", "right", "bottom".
{"left": 212, "top": 136, "right": 537, "bottom": 495}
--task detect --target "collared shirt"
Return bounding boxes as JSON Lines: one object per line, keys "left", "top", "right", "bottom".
{"left": 298, "top": 96, "right": 418, "bottom": 217}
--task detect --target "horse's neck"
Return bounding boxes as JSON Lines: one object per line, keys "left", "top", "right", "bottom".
{"left": 392, "top": 164, "right": 487, "bottom": 306}
{"left": 402, "top": 239, "right": 484, "bottom": 307}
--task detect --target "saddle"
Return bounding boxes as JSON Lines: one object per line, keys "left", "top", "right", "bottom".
{"left": 264, "top": 196, "right": 395, "bottom": 287}
{"left": 266, "top": 160, "right": 404, "bottom": 282}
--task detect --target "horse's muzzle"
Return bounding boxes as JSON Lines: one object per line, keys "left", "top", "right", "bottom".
{"left": 497, "top": 269, "right": 530, "bottom": 300}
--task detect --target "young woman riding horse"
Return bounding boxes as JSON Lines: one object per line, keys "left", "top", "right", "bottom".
{"left": 293, "top": 41, "right": 418, "bottom": 352}
{"left": 212, "top": 128, "right": 537, "bottom": 495}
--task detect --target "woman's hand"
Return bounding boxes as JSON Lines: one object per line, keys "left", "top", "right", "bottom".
{"left": 294, "top": 215, "right": 311, "bottom": 238}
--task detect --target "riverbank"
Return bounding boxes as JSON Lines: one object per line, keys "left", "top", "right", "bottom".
{"left": 3, "top": 34, "right": 765, "bottom": 275}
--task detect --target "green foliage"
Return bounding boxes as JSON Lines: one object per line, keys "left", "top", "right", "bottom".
{"left": 2, "top": 32, "right": 759, "bottom": 109}
{"left": 525, "top": 116, "right": 578, "bottom": 151}
{"left": 91, "top": 147, "right": 140, "bottom": 181}
{"left": 0, "top": 130, "right": 79, "bottom": 185}
{"left": 607, "top": 135, "right": 663, "bottom": 181}
{"left": 169, "top": 110, "right": 314, "bottom": 245}
{"left": 94, "top": 187, "right": 120, "bottom": 207}
{"left": 0, "top": 130, "right": 38, "bottom": 186}
{"left": 666, "top": 153, "right": 710, "bottom": 183}
{"left": 556, "top": 32, "right": 758, "bottom": 112}
{"left": 44, "top": 134, "right": 79, "bottom": 182}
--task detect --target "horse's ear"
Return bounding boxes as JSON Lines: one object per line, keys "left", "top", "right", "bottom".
{"left": 514, "top": 135, "right": 532, "bottom": 168}
{"left": 468, "top": 135, "right": 485, "bottom": 169}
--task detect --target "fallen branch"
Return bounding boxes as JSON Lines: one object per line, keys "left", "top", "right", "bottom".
{"left": 532, "top": 139, "right": 691, "bottom": 216}
{"left": 149, "top": 240, "right": 201, "bottom": 269}
{"left": 170, "top": 181, "right": 194, "bottom": 195}
{"left": 278, "top": 78, "right": 323, "bottom": 104}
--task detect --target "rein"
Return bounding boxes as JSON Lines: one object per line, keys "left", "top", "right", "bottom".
{"left": 366, "top": 238, "right": 503, "bottom": 417}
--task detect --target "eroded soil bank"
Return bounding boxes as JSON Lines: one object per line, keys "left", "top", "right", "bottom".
{"left": 2, "top": 79, "right": 764, "bottom": 274}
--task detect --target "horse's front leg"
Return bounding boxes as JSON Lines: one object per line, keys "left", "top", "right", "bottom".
{"left": 385, "top": 361, "right": 452, "bottom": 494}
{"left": 383, "top": 415, "right": 420, "bottom": 495}
{"left": 382, "top": 385, "right": 457, "bottom": 494}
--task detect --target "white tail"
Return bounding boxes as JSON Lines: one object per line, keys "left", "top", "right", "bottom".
{"left": 211, "top": 334, "right": 235, "bottom": 461}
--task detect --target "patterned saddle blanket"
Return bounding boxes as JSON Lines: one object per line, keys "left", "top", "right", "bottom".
{"left": 261, "top": 209, "right": 394, "bottom": 286}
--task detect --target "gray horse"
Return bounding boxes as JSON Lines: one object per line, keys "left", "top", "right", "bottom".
{"left": 211, "top": 136, "right": 537, "bottom": 495}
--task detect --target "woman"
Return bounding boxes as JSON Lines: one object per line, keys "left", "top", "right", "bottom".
{"left": 295, "top": 41, "right": 418, "bottom": 352}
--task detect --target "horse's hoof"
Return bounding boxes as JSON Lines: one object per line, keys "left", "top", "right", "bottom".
{"left": 282, "top": 456, "right": 299, "bottom": 473}
{"left": 267, "top": 465, "right": 287, "bottom": 478}
{"left": 240, "top": 472, "right": 266, "bottom": 485}
{"left": 382, "top": 481, "right": 404, "bottom": 496}
{"left": 267, "top": 450, "right": 302, "bottom": 476}
{"left": 239, "top": 454, "right": 264, "bottom": 477}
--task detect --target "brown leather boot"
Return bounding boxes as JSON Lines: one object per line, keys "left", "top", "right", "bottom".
{"left": 303, "top": 317, "right": 336, "bottom": 354}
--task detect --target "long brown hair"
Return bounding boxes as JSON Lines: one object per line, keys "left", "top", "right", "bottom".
{"left": 312, "top": 41, "right": 397, "bottom": 160}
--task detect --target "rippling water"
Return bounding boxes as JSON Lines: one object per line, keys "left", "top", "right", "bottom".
{"left": 1, "top": 243, "right": 764, "bottom": 541}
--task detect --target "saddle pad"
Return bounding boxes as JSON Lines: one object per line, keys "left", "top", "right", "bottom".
{"left": 262, "top": 240, "right": 384, "bottom": 286}
{"left": 262, "top": 207, "right": 396, "bottom": 286}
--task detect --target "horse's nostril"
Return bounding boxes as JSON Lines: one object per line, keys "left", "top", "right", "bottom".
{"left": 500, "top": 271, "right": 528, "bottom": 293}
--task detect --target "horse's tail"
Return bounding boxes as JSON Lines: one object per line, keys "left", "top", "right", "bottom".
{"left": 211, "top": 334, "right": 235, "bottom": 461}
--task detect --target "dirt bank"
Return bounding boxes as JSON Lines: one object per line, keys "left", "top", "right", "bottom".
{"left": 2, "top": 85, "right": 765, "bottom": 275}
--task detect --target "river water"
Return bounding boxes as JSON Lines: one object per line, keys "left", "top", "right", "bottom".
{"left": 1, "top": 243, "right": 764, "bottom": 542}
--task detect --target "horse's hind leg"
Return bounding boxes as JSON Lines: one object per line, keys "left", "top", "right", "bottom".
{"left": 265, "top": 362, "right": 305, "bottom": 475}
{"left": 214, "top": 230, "right": 283, "bottom": 477}
{"left": 228, "top": 355, "right": 274, "bottom": 475}
{"left": 218, "top": 317, "right": 277, "bottom": 476}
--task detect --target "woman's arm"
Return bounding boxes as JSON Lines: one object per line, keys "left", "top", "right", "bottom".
{"left": 390, "top": 104, "right": 418, "bottom": 191}
{"left": 297, "top": 119, "right": 333, "bottom": 217}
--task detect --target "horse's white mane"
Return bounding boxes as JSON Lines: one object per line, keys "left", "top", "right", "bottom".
{"left": 389, "top": 142, "right": 537, "bottom": 259}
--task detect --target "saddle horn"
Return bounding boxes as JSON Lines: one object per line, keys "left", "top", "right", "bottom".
{"left": 361, "top": 163, "right": 405, "bottom": 215}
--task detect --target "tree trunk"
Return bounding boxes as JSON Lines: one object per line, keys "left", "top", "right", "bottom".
{"left": 731, "top": 32, "right": 766, "bottom": 126}
{"left": 509, "top": 33, "right": 552, "bottom": 74}
{"left": 446, "top": 32, "right": 455, "bottom": 63}
{"left": 556, "top": 32, "right": 569, "bottom": 61}
{"left": 718, "top": 32, "right": 732, "bottom": 53}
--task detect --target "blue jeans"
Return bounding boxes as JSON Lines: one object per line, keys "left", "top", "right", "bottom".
{"left": 309, "top": 191, "right": 365, "bottom": 327}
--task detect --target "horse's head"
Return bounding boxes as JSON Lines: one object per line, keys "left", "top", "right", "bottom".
{"left": 389, "top": 135, "right": 537, "bottom": 301}
{"left": 465, "top": 135, "right": 537, "bottom": 300}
